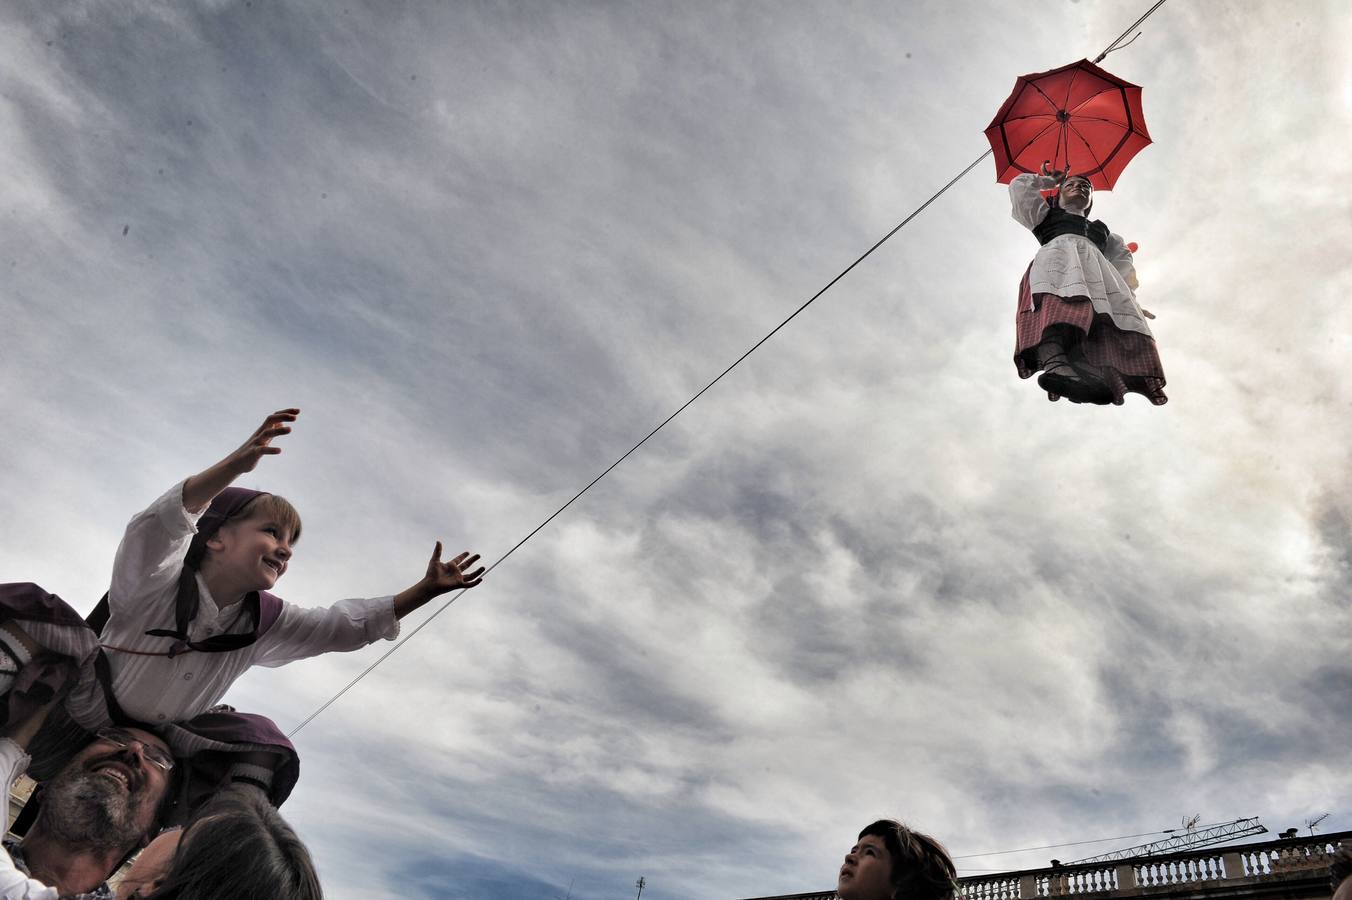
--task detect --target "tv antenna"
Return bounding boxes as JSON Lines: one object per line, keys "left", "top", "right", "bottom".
{"left": 1182, "top": 814, "right": 1202, "bottom": 832}
{"left": 1306, "top": 813, "right": 1330, "bottom": 835}
{"left": 635, "top": 876, "right": 647, "bottom": 899}
{"left": 1072, "top": 817, "right": 1266, "bottom": 863}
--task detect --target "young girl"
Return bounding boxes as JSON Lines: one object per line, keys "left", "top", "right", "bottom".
{"left": 64, "top": 408, "right": 485, "bottom": 808}
{"left": 1009, "top": 168, "right": 1167, "bottom": 406}
{"left": 837, "top": 819, "right": 957, "bottom": 900}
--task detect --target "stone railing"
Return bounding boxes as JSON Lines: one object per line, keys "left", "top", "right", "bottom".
{"left": 956, "top": 831, "right": 1348, "bottom": 900}
{"left": 739, "top": 831, "right": 1349, "bottom": 900}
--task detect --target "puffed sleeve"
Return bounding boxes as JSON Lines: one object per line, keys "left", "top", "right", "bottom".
{"left": 106, "top": 481, "right": 205, "bottom": 627}
{"left": 1104, "top": 231, "right": 1139, "bottom": 294}
{"left": 1009, "top": 173, "right": 1060, "bottom": 230}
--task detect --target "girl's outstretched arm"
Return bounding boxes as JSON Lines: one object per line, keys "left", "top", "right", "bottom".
{"left": 392, "top": 542, "right": 486, "bottom": 618}
{"left": 182, "top": 409, "right": 299, "bottom": 513}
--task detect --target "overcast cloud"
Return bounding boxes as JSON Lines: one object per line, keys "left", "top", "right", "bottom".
{"left": 2, "top": 1, "right": 1350, "bottom": 898}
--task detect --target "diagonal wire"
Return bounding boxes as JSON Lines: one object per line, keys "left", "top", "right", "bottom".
{"left": 287, "top": 0, "right": 1173, "bottom": 737}
{"left": 287, "top": 149, "right": 992, "bottom": 737}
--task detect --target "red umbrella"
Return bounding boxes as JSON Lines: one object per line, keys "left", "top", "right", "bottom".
{"left": 984, "top": 58, "right": 1151, "bottom": 191}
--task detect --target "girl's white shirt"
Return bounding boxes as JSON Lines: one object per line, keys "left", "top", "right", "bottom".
{"left": 94, "top": 481, "right": 400, "bottom": 724}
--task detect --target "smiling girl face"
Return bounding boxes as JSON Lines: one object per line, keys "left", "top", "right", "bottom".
{"left": 205, "top": 510, "right": 296, "bottom": 594}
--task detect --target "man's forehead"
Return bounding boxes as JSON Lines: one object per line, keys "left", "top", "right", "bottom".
{"left": 119, "top": 726, "right": 171, "bottom": 754}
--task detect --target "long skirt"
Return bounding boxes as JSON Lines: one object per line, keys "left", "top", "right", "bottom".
{"left": 1014, "top": 267, "right": 1168, "bottom": 405}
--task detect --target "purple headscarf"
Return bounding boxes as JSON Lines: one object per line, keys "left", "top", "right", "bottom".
{"left": 151, "top": 487, "right": 284, "bottom": 656}
{"left": 87, "top": 487, "right": 283, "bottom": 657}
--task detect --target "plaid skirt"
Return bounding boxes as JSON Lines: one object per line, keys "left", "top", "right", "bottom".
{"left": 1014, "top": 268, "right": 1167, "bottom": 405}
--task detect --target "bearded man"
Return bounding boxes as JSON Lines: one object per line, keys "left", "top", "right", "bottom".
{"left": 5, "top": 726, "right": 174, "bottom": 899}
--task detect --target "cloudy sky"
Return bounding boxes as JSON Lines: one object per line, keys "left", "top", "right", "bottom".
{"left": 2, "top": 1, "right": 1350, "bottom": 897}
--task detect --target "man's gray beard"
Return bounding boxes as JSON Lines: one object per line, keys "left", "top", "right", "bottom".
{"left": 38, "top": 771, "right": 144, "bottom": 852}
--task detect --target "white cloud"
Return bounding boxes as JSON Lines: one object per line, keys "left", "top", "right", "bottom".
{"left": 2, "top": 1, "right": 1350, "bottom": 898}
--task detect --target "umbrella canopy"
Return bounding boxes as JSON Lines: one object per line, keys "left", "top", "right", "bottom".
{"left": 984, "top": 58, "right": 1151, "bottom": 191}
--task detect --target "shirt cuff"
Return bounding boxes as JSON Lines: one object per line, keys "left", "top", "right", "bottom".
{"left": 370, "top": 596, "right": 400, "bottom": 642}
{"left": 155, "top": 480, "right": 207, "bottom": 537}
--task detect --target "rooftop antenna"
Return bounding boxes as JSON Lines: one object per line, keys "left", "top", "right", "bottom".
{"left": 1072, "top": 817, "right": 1267, "bottom": 863}
{"left": 635, "top": 876, "right": 647, "bottom": 899}
{"left": 1306, "top": 813, "right": 1330, "bottom": 836}
{"left": 1182, "top": 814, "right": 1201, "bottom": 832}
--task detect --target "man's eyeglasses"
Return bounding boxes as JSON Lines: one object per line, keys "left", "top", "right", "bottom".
{"left": 94, "top": 728, "right": 175, "bottom": 773}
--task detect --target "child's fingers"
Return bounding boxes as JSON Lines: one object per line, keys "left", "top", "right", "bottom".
{"left": 249, "top": 411, "right": 299, "bottom": 439}
{"left": 245, "top": 428, "right": 291, "bottom": 455}
{"left": 247, "top": 427, "right": 292, "bottom": 455}
{"left": 252, "top": 412, "right": 297, "bottom": 433}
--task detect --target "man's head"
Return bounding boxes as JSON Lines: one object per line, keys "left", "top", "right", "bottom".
{"left": 36, "top": 727, "right": 175, "bottom": 856}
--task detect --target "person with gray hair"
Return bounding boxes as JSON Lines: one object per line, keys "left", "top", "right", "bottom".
{"left": 0, "top": 650, "right": 174, "bottom": 900}
{"left": 115, "top": 785, "right": 322, "bottom": 900}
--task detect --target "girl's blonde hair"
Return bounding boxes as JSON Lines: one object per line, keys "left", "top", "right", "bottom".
{"left": 231, "top": 493, "right": 303, "bottom": 543}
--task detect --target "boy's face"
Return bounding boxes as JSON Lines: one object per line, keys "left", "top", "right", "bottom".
{"left": 838, "top": 834, "right": 894, "bottom": 900}
{"left": 206, "top": 510, "right": 295, "bottom": 592}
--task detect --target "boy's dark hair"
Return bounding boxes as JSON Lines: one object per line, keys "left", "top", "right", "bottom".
{"left": 144, "top": 787, "right": 322, "bottom": 900}
{"left": 858, "top": 819, "right": 957, "bottom": 900}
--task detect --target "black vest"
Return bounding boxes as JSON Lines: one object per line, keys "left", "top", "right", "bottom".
{"left": 1033, "top": 207, "right": 1110, "bottom": 253}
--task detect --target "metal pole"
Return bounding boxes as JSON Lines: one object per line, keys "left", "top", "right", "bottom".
{"left": 635, "top": 876, "right": 646, "bottom": 899}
